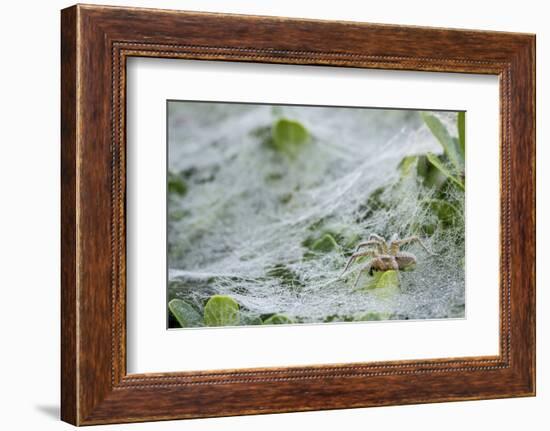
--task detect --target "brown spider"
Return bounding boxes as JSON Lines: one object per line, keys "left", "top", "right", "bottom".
{"left": 340, "top": 233, "right": 436, "bottom": 288}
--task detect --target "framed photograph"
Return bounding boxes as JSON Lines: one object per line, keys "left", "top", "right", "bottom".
{"left": 61, "top": 4, "right": 536, "bottom": 425}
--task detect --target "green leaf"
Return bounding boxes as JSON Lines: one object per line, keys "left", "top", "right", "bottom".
{"left": 278, "top": 192, "right": 293, "bottom": 204}
{"left": 204, "top": 295, "right": 240, "bottom": 327}
{"left": 263, "top": 314, "right": 294, "bottom": 325}
{"left": 426, "top": 153, "right": 465, "bottom": 191}
{"left": 266, "top": 264, "right": 303, "bottom": 289}
{"left": 271, "top": 118, "right": 309, "bottom": 158}
{"left": 168, "top": 299, "right": 202, "bottom": 328}
{"left": 241, "top": 314, "right": 263, "bottom": 326}
{"left": 416, "top": 155, "right": 447, "bottom": 189}
{"left": 372, "top": 271, "right": 400, "bottom": 299}
{"left": 356, "top": 270, "right": 400, "bottom": 299}
{"left": 303, "top": 222, "right": 360, "bottom": 254}
{"left": 421, "top": 113, "right": 463, "bottom": 172}
{"left": 311, "top": 233, "right": 339, "bottom": 253}
{"left": 168, "top": 172, "right": 187, "bottom": 196}
{"left": 374, "top": 270, "right": 399, "bottom": 286}
{"left": 355, "top": 312, "right": 392, "bottom": 321}
{"left": 428, "top": 199, "right": 461, "bottom": 226}
{"left": 398, "top": 155, "right": 418, "bottom": 178}
{"left": 457, "top": 111, "right": 466, "bottom": 159}
{"left": 266, "top": 264, "right": 295, "bottom": 281}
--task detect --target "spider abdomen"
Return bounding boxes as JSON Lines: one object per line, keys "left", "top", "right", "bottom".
{"left": 395, "top": 251, "right": 417, "bottom": 271}
{"left": 370, "top": 256, "right": 399, "bottom": 274}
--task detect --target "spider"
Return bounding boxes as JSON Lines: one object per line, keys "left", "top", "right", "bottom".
{"left": 340, "top": 233, "right": 436, "bottom": 288}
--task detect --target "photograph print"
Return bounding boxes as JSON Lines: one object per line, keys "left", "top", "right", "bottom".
{"left": 167, "top": 101, "right": 466, "bottom": 329}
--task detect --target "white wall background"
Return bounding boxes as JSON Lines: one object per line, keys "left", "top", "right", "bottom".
{"left": 0, "top": 0, "right": 546, "bottom": 429}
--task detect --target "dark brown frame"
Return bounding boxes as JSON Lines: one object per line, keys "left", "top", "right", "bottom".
{"left": 61, "top": 4, "right": 536, "bottom": 426}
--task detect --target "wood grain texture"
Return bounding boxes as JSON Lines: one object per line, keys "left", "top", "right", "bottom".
{"left": 60, "top": 5, "right": 78, "bottom": 425}
{"left": 60, "top": 4, "right": 536, "bottom": 425}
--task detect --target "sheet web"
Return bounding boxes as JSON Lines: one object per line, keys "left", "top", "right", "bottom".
{"left": 167, "top": 102, "right": 465, "bottom": 325}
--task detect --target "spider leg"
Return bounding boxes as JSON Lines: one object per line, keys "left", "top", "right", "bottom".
{"left": 368, "top": 234, "right": 389, "bottom": 254}
{"left": 392, "top": 236, "right": 437, "bottom": 255}
{"left": 395, "top": 251, "right": 417, "bottom": 270}
{"left": 353, "top": 259, "right": 375, "bottom": 288}
{"left": 340, "top": 249, "right": 376, "bottom": 277}
{"left": 354, "top": 239, "right": 382, "bottom": 254}
{"left": 368, "top": 233, "right": 386, "bottom": 242}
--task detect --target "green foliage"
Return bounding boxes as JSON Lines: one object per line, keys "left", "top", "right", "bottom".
{"left": 420, "top": 112, "right": 466, "bottom": 193}
{"left": 303, "top": 222, "right": 359, "bottom": 258}
{"left": 278, "top": 192, "right": 293, "bottom": 204}
{"left": 264, "top": 171, "right": 284, "bottom": 182}
{"left": 263, "top": 314, "right": 294, "bottom": 325}
{"left": 399, "top": 154, "right": 447, "bottom": 189}
{"left": 398, "top": 155, "right": 418, "bottom": 177}
{"left": 457, "top": 111, "right": 466, "bottom": 158}
{"left": 372, "top": 270, "right": 399, "bottom": 287}
{"left": 357, "top": 186, "right": 391, "bottom": 223}
{"left": 415, "top": 155, "right": 447, "bottom": 189}
{"left": 241, "top": 314, "right": 264, "bottom": 325}
{"left": 168, "top": 299, "right": 202, "bottom": 328}
{"left": 426, "top": 153, "right": 465, "bottom": 191}
{"left": 421, "top": 113, "right": 464, "bottom": 172}
{"left": 266, "top": 264, "right": 303, "bottom": 289}
{"left": 355, "top": 311, "right": 392, "bottom": 321}
{"left": 168, "top": 171, "right": 187, "bottom": 196}
{"left": 270, "top": 118, "right": 310, "bottom": 158}
{"left": 371, "top": 271, "right": 401, "bottom": 299}
{"left": 392, "top": 112, "right": 467, "bottom": 235}
{"left": 168, "top": 108, "right": 466, "bottom": 328}
{"left": 311, "top": 233, "right": 339, "bottom": 253}
{"left": 203, "top": 295, "right": 241, "bottom": 327}
{"left": 428, "top": 199, "right": 461, "bottom": 227}
{"left": 356, "top": 270, "right": 400, "bottom": 300}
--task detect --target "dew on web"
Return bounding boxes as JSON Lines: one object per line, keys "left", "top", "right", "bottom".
{"left": 167, "top": 103, "right": 465, "bottom": 326}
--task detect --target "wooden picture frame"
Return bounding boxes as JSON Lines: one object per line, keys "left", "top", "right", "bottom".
{"left": 61, "top": 4, "right": 535, "bottom": 425}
